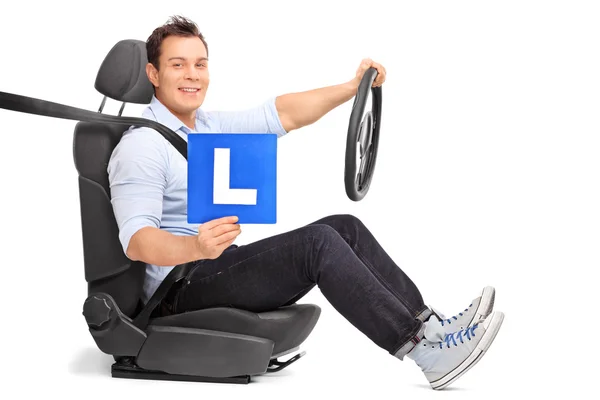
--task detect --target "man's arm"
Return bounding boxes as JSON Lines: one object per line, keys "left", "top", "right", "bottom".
{"left": 126, "top": 227, "right": 204, "bottom": 266}
{"left": 275, "top": 58, "right": 387, "bottom": 132}
{"left": 206, "top": 82, "right": 356, "bottom": 135}
{"left": 275, "top": 80, "right": 358, "bottom": 132}
{"left": 108, "top": 129, "right": 203, "bottom": 266}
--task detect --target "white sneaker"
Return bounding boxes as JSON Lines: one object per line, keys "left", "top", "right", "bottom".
{"left": 430, "top": 286, "right": 495, "bottom": 335}
{"left": 408, "top": 310, "right": 504, "bottom": 390}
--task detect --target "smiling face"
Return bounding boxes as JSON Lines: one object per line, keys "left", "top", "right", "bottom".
{"left": 146, "top": 35, "right": 209, "bottom": 128}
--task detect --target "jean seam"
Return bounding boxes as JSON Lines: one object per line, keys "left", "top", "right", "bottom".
{"left": 415, "top": 304, "right": 432, "bottom": 320}
{"left": 391, "top": 319, "right": 424, "bottom": 355}
{"left": 341, "top": 232, "right": 420, "bottom": 317}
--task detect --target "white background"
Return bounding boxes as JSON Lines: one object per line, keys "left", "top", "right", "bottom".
{"left": 1, "top": 0, "right": 599, "bottom": 398}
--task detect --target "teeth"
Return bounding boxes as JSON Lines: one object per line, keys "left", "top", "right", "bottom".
{"left": 180, "top": 88, "right": 199, "bottom": 92}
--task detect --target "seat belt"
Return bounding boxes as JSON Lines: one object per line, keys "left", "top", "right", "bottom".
{"left": 0, "top": 90, "right": 191, "bottom": 327}
{"left": 0, "top": 90, "right": 188, "bottom": 160}
{"left": 132, "top": 262, "right": 194, "bottom": 328}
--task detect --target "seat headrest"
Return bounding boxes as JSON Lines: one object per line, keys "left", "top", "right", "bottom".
{"left": 94, "top": 39, "right": 154, "bottom": 104}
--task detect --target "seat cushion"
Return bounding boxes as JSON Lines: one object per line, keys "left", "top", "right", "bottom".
{"left": 149, "top": 304, "right": 320, "bottom": 357}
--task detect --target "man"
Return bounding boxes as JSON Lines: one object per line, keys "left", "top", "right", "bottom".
{"left": 107, "top": 15, "right": 504, "bottom": 390}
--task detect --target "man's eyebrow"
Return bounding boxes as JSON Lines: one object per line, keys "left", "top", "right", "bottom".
{"left": 167, "top": 56, "right": 208, "bottom": 62}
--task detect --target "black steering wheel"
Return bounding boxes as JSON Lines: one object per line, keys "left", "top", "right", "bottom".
{"left": 345, "top": 67, "right": 382, "bottom": 201}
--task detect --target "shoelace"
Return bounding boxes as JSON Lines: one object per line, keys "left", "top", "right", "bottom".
{"left": 440, "top": 303, "right": 473, "bottom": 326}
{"left": 440, "top": 323, "right": 478, "bottom": 349}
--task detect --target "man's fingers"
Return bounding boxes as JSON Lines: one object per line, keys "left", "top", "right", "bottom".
{"left": 213, "top": 228, "right": 241, "bottom": 245}
{"left": 200, "top": 216, "right": 239, "bottom": 230}
{"left": 356, "top": 58, "right": 372, "bottom": 74}
{"left": 214, "top": 238, "right": 237, "bottom": 256}
{"left": 356, "top": 58, "right": 386, "bottom": 87}
{"left": 222, "top": 237, "right": 237, "bottom": 248}
{"left": 210, "top": 223, "right": 241, "bottom": 238}
{"left": 370, "top": 62, "right": 386, "bottom": 87}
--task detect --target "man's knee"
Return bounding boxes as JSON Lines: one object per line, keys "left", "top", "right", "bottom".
{"left": 302, "top": 223, "right": 339, "bottom": 239}
{"left": 301, "top": 224, "right": 344, "bottom": 250}
{"left": 321, "top": 213, "right": 364, "bottom": 228}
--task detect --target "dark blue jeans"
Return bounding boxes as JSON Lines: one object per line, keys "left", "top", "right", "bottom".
{"left": 174, "top": 214, "right": 431, "bottom": 358}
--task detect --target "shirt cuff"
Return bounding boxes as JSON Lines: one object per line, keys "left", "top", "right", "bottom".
{"left": 265, "top": 96, "right": 288, "bottom": 138}
{"left": 118, "top": 215, "right": 159, "bottom": 256}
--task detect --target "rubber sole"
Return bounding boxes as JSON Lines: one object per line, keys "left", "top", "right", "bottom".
{"left": 429, "top": 311, "right": 504, "bottom": 390}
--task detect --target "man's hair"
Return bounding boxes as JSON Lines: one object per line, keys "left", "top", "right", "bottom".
{"left": 146, "top": 15, "right": 208, "bottom": 70}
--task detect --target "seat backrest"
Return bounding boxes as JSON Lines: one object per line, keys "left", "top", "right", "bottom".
{"left": 72, "top": 39, "right": 155, "bottom": 318}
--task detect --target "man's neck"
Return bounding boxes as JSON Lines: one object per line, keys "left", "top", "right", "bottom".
{"left": 155, "top": 94, "right": 196, "bottom": 130}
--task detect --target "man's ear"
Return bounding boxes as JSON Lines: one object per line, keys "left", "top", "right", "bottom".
{"left": 146, "top": 63, "right": 159, "bottom": 88}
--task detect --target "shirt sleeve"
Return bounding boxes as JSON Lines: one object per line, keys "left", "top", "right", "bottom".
{"left": 107, "top": 128, "right": 170, "bottom": 255}
{"left": 206, "top": 97, "right": 288, "bottom": 137}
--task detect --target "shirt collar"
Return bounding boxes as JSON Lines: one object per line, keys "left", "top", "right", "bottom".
{"left": 146, "top": 95, "right": 198, "bottom": 135}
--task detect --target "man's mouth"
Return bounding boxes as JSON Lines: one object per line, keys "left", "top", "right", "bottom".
{"left": 179, "top": 87, "right": 201, "bottom": 93}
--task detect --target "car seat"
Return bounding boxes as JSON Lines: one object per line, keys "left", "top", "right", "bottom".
{"left": 74, "top": 39, "right": 321, "bottom": 383}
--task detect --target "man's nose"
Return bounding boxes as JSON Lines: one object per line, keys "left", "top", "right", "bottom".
{"left": 184, "top": 65, "right": 199, "bottom": 80}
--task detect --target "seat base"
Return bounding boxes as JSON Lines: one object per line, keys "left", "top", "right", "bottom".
{"left": 266, "top": 351, "right": 306, "bottom": 373}
{"left": 111, "top": 350, "right": 307, "bottom": 384}
{"left": 112, "top": 361, "right": 252, "bottom": 384}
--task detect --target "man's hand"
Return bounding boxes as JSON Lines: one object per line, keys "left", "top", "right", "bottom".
{"left": 353, "top": 58, "right": 387, "bottom": 88}
{"left": 196, "top": 216, "right": 241, "bottom": 259}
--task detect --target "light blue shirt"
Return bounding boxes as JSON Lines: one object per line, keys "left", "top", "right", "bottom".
{"left": 107, "top": 95, "right": 288, "bottom": 303}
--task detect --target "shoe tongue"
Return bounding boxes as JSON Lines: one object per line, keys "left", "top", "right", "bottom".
{"left": 430, "top": 306, "right": 446, "bottom": 320}
{"left": 424, "top": 315, "right": 446, "bottom": 342}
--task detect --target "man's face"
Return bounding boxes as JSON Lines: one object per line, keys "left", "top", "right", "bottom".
{"left": 147, "top": 35, "right": 209, "bottom": 118}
